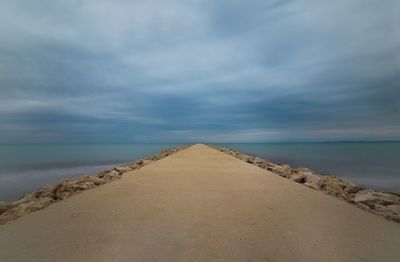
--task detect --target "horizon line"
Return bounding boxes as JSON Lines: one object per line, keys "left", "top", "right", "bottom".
{"left": 1, "top": 140, "right": 399, "bottom": 146}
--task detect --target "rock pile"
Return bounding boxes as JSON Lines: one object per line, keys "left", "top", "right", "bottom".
{"left": 216, "top": 147, "right": 400, "bottom": 223}
{"left": 0, "top": 146, "right": 187, "bottom": 224}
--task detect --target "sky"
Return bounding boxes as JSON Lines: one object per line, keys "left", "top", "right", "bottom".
{"left": 0, "top": 0, "right": 399, "bottom": 143}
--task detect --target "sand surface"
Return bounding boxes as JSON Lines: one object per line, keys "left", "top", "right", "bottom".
{"left": 0, "top": 144, "right": 399, "bottom": 261}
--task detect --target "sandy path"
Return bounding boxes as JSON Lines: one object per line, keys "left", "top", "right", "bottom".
{"left": 0, "top": 144, "right": 399, "bottom": 261}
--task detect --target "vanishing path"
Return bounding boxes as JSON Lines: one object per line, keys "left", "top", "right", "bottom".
{"left": 1, "top": 144, "right": 399, "bottom": 261}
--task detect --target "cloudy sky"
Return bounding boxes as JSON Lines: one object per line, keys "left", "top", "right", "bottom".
{"left": 0, "top": 0, "right": 399, "bottom": 143}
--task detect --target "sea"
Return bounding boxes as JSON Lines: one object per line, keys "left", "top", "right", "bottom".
{"left": 0, "top": 142, "right": 399, "bottom": 201}
{"left": 216, "top": 142, "right": 400, "bottom": 194}
{"left": 0, "top": 144, "right": 186, "bottom": 201}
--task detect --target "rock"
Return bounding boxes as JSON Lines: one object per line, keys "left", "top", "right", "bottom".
{"left": 381, "top": 205, "right": 400, "bottom": 222}
{"left": 0, "top": 202, "right": 15, "bottom": 215}
{"left": 97, "top": 169, "right": 111, "bottom": 178}
{"left": 97, "top": 170, "right": 121, "bottom": 181}
{"left": 384, "top": 213, "right": 400, "bottom": 222}
{"left": 357, "top": 203, "right": 371, "bottom": 211}
{"left": 235, "top": 154, "right": 252, "bottom": 162}
{"left": 0, "top": 145, "right": 188, "bottom": 224}
{"left": 290, "top": 173, "right": 306, "bottom": 183}
{"left": 254, "top": 162, "right": 269, "bottom": 169}
{"left": 54, "top": 176, "right": 106, "bottom": 200}
{"left": 214, "top": 145, "right": 400, "bottom": 223}
{"left": 322, "top": 177, "right": 351, "bottom": 200}
{"left": 245, "top": 156, "right": 266, "bottom": 165}
{"left": 160, "top": 147, "right": 182, "bottom": 157}
{"left": 142, "top": 160, "right": 153, "bottom": 165}
{"left": 127, "top": 163, "right": 142, "bottom": 170}
{"left": 0, "top": 185, "right": 56, "bottom": 221}
{"left": 291, "top": 167, "right": 324, "bottom": 190}
{"left": 160, "top": 150, "right": 170, "bottom": 157}
{"left": 304, "top": 176, "right": 323, "bottom": 190}
{"left": 114, "top": 166, "right": 133, "bottom": 173}
{"left": 376, "top": 204, "right": 400, "bottom": 212}
{"left": 0, "top": 197, "right": 54, "bottom": 225}
{"left": 148, "top": 155, "right": 161, "bottom": 161}
{"left": 353, "top": 189, "right": 400, "bottom": 208}
{"left": 375, "top": 204, "right": 400, "bottom": 222}
{"left": 13, "top": 186, "right": 56, "bottom": 206}
{"left": 251, "top": 157, "right": 269, "bottom": 168}
{"left": 34, "top": 186, "right": 56, "bottom": 198}
{"left": 269, "top": 164, "right": 292, "bottom": 178}
{"left": 294, "top": 167, "right": 313, "bottom": 174}
{"left": 303, "top": 173, "right": 324, "bottom": 190}
{"left": 253, "top": 157, "right": 264, "bottom": 163}
{"left": 344, "top": 184, "right": 363, "bottom": 194}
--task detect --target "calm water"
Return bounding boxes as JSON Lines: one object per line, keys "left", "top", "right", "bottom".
{"left": 0, "top": 144, "right": 186, "bottom": 201}
{"left": 216, "top": 142, "right": 400, "bottom": 194}
{"left": 1, "top": 142, "right": 399, "bottom": 201}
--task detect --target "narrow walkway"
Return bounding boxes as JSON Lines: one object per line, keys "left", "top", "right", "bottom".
{"left": 1, "top": 144, "right": 399, "bottom": 261}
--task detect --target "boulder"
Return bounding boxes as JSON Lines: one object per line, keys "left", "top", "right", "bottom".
{"left": 269, "top": 164, "right": 293, "bottom": 178}
{"left": 245, "top": 156, "right": 266, "bottom": 165}
{"left": 353, "top": 189, "right": 400, "bottom": 208}
{"left": 97, "top": 169, "right": 111, "bottom": 178}
{"left": 214, "top": 145, "right": 400, "bottom": 223}
{"left": 344, "top": 184, "right": 363, "bottom": 194}
{"left": 0, "top": 202, "right": 15, "bottom": 215}
{"left": 291, "top": 167, "right": 324, "bottom": 190}
{"left": 253, "top": 157, "right": 265, "bottom": 163}
{"left": 237, "top": 154, "right": 252, "bottom": 162}
{"left": 160, "top": 150, "right": 170, "bottom": 157}
{"left": 128, "top": 163, "right": 142, "bottom": 170}
{"left": 322, "top": 177, "right": 351, "bottom": 200}
{"left": 303, "top": 173, "right": 324, "bottom": 190}
{"left": 0, "top": 197, "right": 54, "bottom": 225}
{"left": 142, "top": 160, "right": 154, "bottom": 165}
{"left": 13, "top": 186, "right": 56, "bottom": 206}
{"left": 251, "top": 157, "right": 269, "bottom": 168}
{"left": 304, "top": 174, "right": 323, "bottom": 190}
{"left": 160, "top": 147, "right": 183, "bottom": 157}
{"left": 97, "top": 170, "right": 121, "bottom": 181}
{"left": 32, "top": 186, "right": 56, "bottom": 199}
{"left": 114, "top": 166, "right": 133, "bottom": 173}
{"left": 294, "top": 167, "right": 313, "bottom": 174}
{"left": 246, "top": 157, "right": 254, "bottom": 164}
{"left": 381, "top": 205, "right": 400, "bottom": 222}
{"left": 0, "top": 145, "right": 188, "bottom": 224}
{"left": 54, "top": 176, "right": 106, "bottom": 200}
{"left": 290, "top": 173, "right": 306, "bottom": 183}
{"left": 0, "top": 185, "right": 56, "bottom": 220}
{"left": 147, "top": 155, "right": 161, "bottom": 161}
{"left": 254, "top": 162, "right": 269, "bottom": 169}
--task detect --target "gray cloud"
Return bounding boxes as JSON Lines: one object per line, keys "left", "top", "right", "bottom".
{"left": 0, "top": 0, "right": 399, "bottom": 143}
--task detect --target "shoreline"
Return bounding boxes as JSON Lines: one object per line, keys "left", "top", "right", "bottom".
{"left": 211, "top": 145, "right": 400, "bottom": 222}
{"left": 1, "top": 144, "right": 399, "bottom": 261}
{"left": 213, "top": 142, "right": 400, "bottom": 194}
{"left": 0, "top": 146, "right": 189, "bottom": 224}
{"left": 1, "top": 144, "right": 399, "bottom": 224}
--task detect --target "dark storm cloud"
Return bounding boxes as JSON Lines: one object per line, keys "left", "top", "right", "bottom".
{"left": 0, "top": 0, "right": 399, "bottom": 143}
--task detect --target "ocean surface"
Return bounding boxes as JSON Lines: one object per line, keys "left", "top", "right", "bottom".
{"left": 0, "top": 144, "right": 186, "bottom": 201}
{"left": 0, "top": 142, "right": 399, "bottom": 201}
{"left": 216, "top": 142, "right": 400, "bottom": 194}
